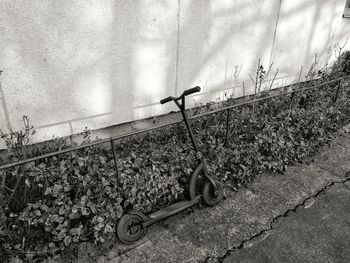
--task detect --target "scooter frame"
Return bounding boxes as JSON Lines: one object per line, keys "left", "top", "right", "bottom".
{"left": 117, "top": 86, "right": 223, "bottom": 244}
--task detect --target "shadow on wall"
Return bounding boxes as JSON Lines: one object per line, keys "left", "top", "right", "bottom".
{"left": 0, "top": 73, "right": 12, "bottom": 133}
{"left": 0, "top": 1, "right": 142, "bottom": 143}
{"left": 0, "top": 0, "right": 348, "bottom": 146}
{"left": 271, "top": 0, "right": 350, "bottom": 77}
{"left": 176, "top": 0, "right": 349, "bottom": 101}
{"left": 175, "top": 0, "right": 281, "bottom": 101}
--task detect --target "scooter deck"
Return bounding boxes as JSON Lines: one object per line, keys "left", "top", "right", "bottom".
{"left": 143, "top": 197, "right": 200, "bottom": 228}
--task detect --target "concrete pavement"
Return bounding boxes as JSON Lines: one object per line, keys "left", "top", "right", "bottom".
{"left": 222, "top": 181, "right": 350, "bottom": 263}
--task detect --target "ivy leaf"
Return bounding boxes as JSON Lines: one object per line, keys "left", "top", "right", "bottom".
{"left": 64, "top": 236, "right": 72, "bottom": 246}
{"left": 104, "top": 224, "right": 114, "bottom": 233}
{"left": 53, "top": 184, "right": 62, "bottom": 196}
{"left": 34, "top": 210, "right": 41, "bottom": 216}
{"left": 25, "top": 178, "right": 31, "bottom": 188}
{"left": 69, "top": 212, "right": 80, "bottom": 220}
{"left": 59, "top": 207, "right": 66, "bottom": 215}
{"left": 101, "top": 177, "right": 109, "bottom": 187}
{"left": 81, "top": 207, "right": 90, "bottom": 216}
{"left": 58, "top": 231, "right": 66, "bottom": 240}
{"left": 40, "top": 204, "right": 49, "bottom": 211}
{"left": 70, "top": 227, "right": 81, "bottom": 236}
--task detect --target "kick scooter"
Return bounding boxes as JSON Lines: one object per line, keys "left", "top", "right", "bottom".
{"left": 117, "top": 86, "right": 223, "bottom": 244}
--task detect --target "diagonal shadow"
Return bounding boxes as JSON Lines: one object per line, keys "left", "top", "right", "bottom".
{"left": 0, "top": 72, "right": 12, "bottom": 131}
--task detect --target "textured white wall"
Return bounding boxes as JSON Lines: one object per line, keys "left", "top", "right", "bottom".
{"left": 0, "top": 0, "right": 349, "bottom": 148}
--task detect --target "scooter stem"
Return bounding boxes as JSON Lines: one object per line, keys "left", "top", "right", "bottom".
{"left": 174, "top": 97, "right": 200, "bottom": 153}
{"left": 175, "top": 98, "right": 219, "bottom": 195}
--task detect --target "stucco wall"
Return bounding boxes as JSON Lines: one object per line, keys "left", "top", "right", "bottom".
{"left": 0, "top": 0, "right": 349, "bottom": 148}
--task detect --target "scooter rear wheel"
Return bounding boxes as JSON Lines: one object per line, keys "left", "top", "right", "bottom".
{"left": 117, "top": 213, "right": 146, "bottom": 244}
{"left": 203, "top": 180, "right": 223, "bottom": 206}
{"left": 189, "top": 163, "right": 205, "bottom": 200}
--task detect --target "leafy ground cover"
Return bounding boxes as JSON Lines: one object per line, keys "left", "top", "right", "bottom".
{"left": 0, "top": 51, "right": 350, "bottom": 262}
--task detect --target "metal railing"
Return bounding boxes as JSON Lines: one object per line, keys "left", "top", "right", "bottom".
{"left": 0, "top": 75, "right": 349, "bottom": 172}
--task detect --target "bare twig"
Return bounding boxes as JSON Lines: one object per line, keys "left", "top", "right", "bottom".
{"left": 9, "top": 167, "right": 23, "bottom": 201}
{"left": 242, "top": 82, "right": 246, "bottom": 101}
{"left": 257, "top": 63, "right": 273, "bottom": 94}
{"left": 305, "top": 54, "right": 318, "bottom": 81}
{"left": 334, "top": 37, "right": 349, "bottom": 58}
{"left": 250, "top": 59, "right": 275, "bottom": 97}
{"left": 0, "top": 116, "right": 35, "bottom": 159}
{"left": 248, "top": 74, "right": 256, "bottom": 87}
{"left": 255, "top": 59, "right": 260, "bottom": 97}
{"left": 298, "top": 66, "right": 303, "bottom": 83}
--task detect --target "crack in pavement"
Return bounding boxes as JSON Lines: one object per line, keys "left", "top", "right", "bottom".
{"left": 203, "top": 173, "right": 350, "bottom": 263}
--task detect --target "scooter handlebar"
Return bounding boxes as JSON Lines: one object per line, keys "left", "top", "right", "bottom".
{"left": 160, "top": 96, "right": 173, "bottom": 104}
{"left": 183, "top": 86, "right": 201, "bottom": 96}
{"left": 160, "top": 86, "right": 201, "bottom": 104}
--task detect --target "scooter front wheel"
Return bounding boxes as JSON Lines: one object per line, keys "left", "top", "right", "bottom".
{"left": 203, "top": 180, "right": 223, "bottom": 206}
{"left": 117, "top": 213, "right": 146, "bottom": 244}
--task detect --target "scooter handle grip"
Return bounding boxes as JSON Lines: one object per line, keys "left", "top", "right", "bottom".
{"left": 183, "top": 86, "right": 201, "bottom": 96}
{"left": 160, "top": 96, "right": 173, "bottom": 104}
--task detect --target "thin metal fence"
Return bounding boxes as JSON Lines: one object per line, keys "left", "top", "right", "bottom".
{"left": 0, "top": 75, "right": 349, "bottom": 172}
